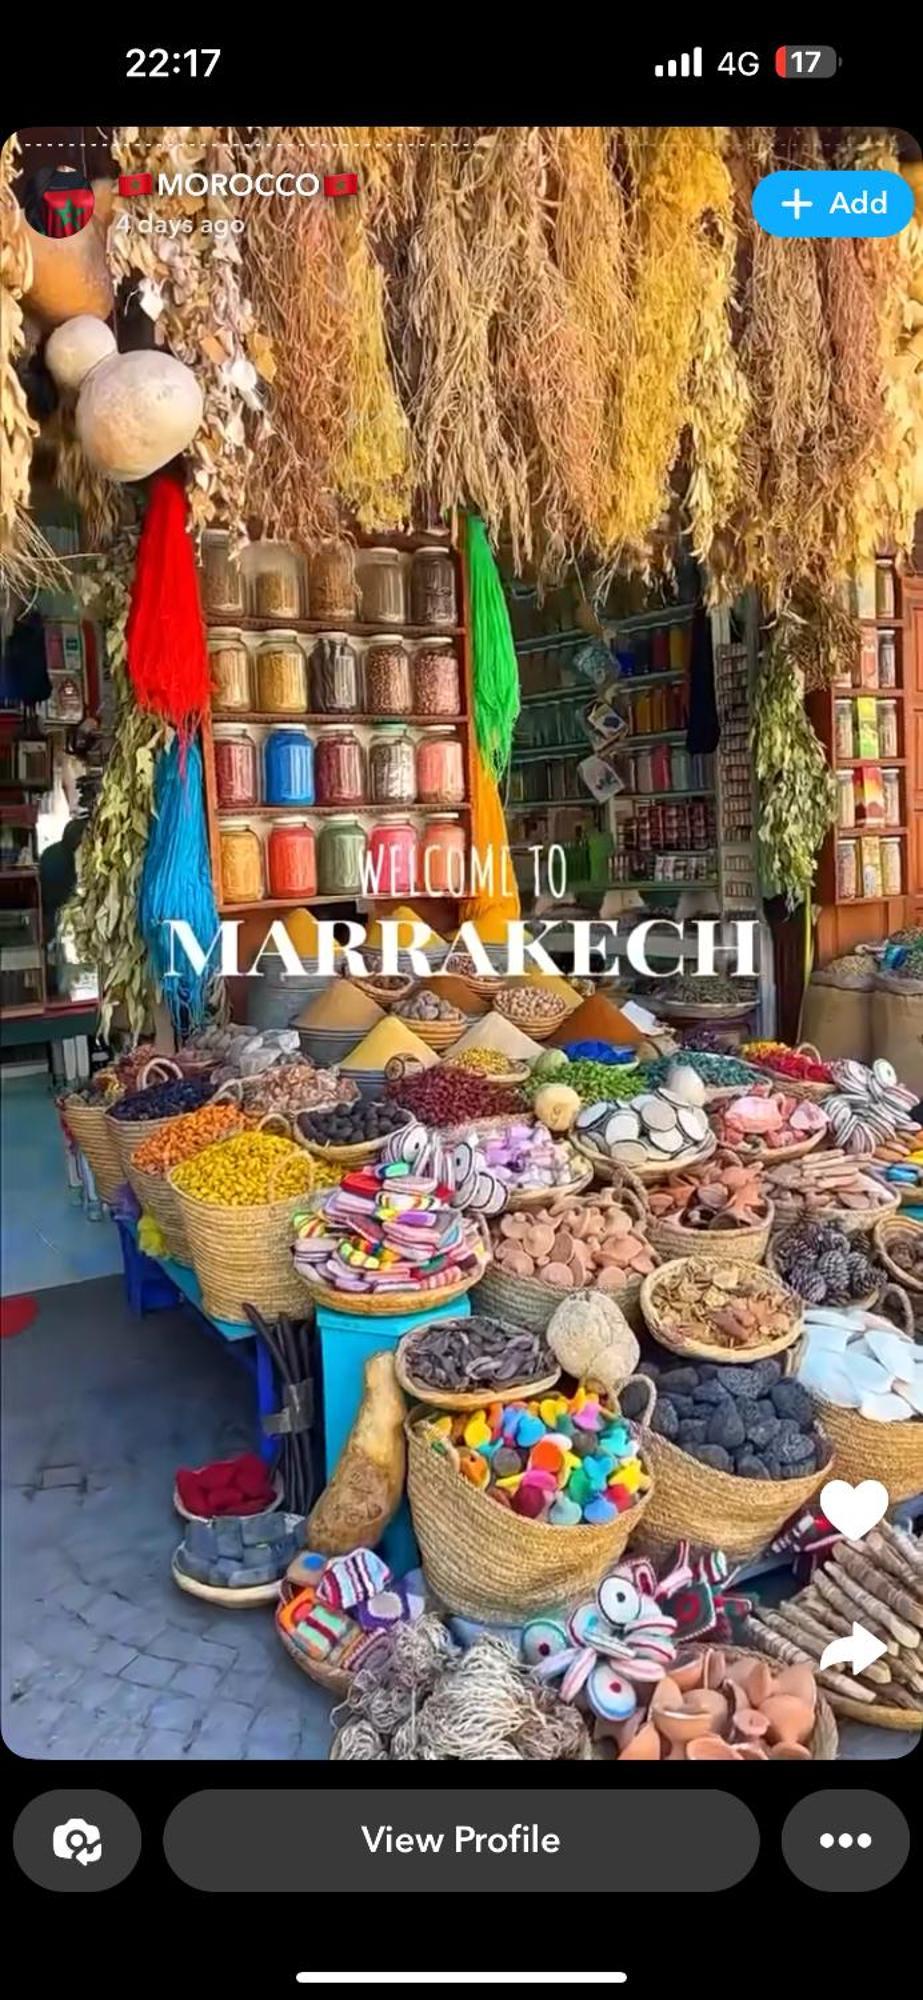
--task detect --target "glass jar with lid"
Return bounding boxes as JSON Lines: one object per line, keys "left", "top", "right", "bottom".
{"left": 368, "top": 727, "right": 416, "bottom": 806}
{"left": 264, "top": 726, "right": 315, "bottom": 806}
{"left": 214, "top": 728, "right": 259, "bottom": 809}
{"left": 268, "top": 819, "right": 317, "bottom": 900}
{"left": 309, "top": 540, "right": 358, "bottom": 622}
{"left": 318, "top": 816, "right": 366, "bottom": 895}
{"left": 357, "top": 548, "right": 405, "bottom": 626}
{"left": 368, "top": 818, "right": 418, "bottom": 899}
{"left": 878, "top": 699, "right": 899, "bottom": 759}
{"left": 364, "top": 637, "right": 412, "bottom": 716}
{"left": 209, "top": 630, "right": 251, "bottom": 713}
{"left": 314, "top": 727, "right": 365, "bottom": 807}
{"left": 412, "top": 640, "right": 461, "bottom": 717}
{"left": 410, "top": 546, "right": 457, "bottom": 628}
{"left": 246, "top": 541, "right": 303, "bottom": 619}
{"left": 255, "top": 633, "right": 307, "bottom": 715}
{"left": 421, "top": 815, "right": 466, "bottom": 897}
{"left": 416, "top": 728, "right": 465, "bottom": 806}
{"left": 219, "top": 821, "right": 264, "bottom": 905}
{"left": 201, "top": 531, "right": 244, "bottom": 617}
{"left": 310, "top": 633, "right": 360, "bottom": 714}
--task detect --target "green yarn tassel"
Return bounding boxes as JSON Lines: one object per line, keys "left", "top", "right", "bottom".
{"left": 465, "top": 513, "right": 520, "bottom": 779}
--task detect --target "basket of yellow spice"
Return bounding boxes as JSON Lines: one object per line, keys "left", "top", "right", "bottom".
{"left": 169, "top": 1131, "right": 338, "bottom": 1323}
{"left": 129, "top": 1101, "right": 257, "bottom": 1263}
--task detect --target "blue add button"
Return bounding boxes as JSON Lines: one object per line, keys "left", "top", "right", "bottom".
{"left": 753, "top": 170, "right": 913, "bottom": 239}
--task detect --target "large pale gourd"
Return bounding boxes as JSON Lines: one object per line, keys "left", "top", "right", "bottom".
{"left": 77, "top": 349, "right": 204, "bottom": 482}
{"left": 306, "top": 1351, "right": 406, "bottom": 1557}
{"left": 22, "top": 190, "right": 114, "bottom": 327}
{"left": 45, "top": 315, "right": 116, "bottom": 393}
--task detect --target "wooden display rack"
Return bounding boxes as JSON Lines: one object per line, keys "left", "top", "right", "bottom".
{"left": 200, "top": 527, "right": 476, "bottom": 933}
{"left": 810, "top": 561, "right": 922, "bottom": 961}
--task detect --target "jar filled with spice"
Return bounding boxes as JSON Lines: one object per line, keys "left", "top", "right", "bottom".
{"left": 209, "top": 630, "right": 251, "bottom": 714}
{"left": 214, "top": 729, "right": 259, "bottom": 810}
{"left": 255, "top": 633, "right": 307, "bottom": 715}
{"left": 220, "top": 822, "right": 264, "bottom": 905}
{"left": 875, "top": 561, "right": 896, "bottom": 619}
{"left": 314, "top": 727, "right": 365, "bottom": 807}
{"left": 416, "top": 728, "right": 465, "bottom": 806}
{"left": 421, "top": 815, "right": 466, "bottom": 896}
{"left": 878, "top": 631, "right": 897, "bottom": 689}
{"left": 267, "top": 819, "right": 317, "bottom": 900}
{"left": 264, "top": 725, "right": 314, "bottom": 806}
{"left": 881, "top": 838, "right": 903, "bottom": 896}
{"left": 881, "top": 768, "right": 901, "bottom": 827}
{"left": 318, "top": 816, "right": 366, "bottom": 895}
{"left": 368, "top": 727, "right": 416, "bottom": 806}
{"left": 358, "top": 548, "right": 405, "bottom": 626}
{"left": 201, "top": 531, "right": 244, "bottom": 617}
{"left": 248, "top": 542, "right": 303, "bottom": 619}
{"left": 835, "top": 839, "right": 858, "bottom": 901}
{"left": 365, "top": 637, "right": 412, "bottom": 716}
{"left": 309, "top": 540, "right": 358, "bottom": 622}
{"left": 368, "top": 817, "right": 417, "bottom": 899}
{"left": 834, "top": 701, "right": 855, "bottom": 761}
{"left": 878, "top": 699, "right": 899, "bottom": 759}
{"left": 310, "top": 633, "right": 360, "bottom": 714}
{"left": 412, "top": 641, "right": 461, "bottom": 717}
{"left": 410, "top": 546, "right": 456, "bottom": 628}
{"left": 836, "top": 771, "right": 856, "bottom": 831}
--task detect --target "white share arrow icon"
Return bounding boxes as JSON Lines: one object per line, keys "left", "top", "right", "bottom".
{"left": 819, "top": 1621, "right": 888, "bottom": 1677}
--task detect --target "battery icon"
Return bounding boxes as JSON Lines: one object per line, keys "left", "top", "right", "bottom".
{"left": 775, "top": 45, "right": 838, "bottom": 78}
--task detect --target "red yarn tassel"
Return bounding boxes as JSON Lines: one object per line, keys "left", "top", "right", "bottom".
{"left": 125, "top": 467, "right": 209, "bottom": 746}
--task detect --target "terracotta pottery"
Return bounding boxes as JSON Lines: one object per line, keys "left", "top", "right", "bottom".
{"left": 734, "top": 1706, "right": 770, "bottom": 1741}
{"left": 736, "top": 1744, "right": 770, "bottom": 1761}
{"left": 701, "top": 1648, "right": 728, "bottom": 1690}
{"left": 772, "top": 1665, "right": 817, "bottom": 1710}
{"left": 761, "top": 1694, "right": 814, "bottom": 1747}
{"left": 651, "top": 1684, "right": 728, "bottom": 1746}
{"left": 769, "top": 1742, "right": 812, "bottom": 1761}
{"left": 686, "top": 1735, "right": 742, "bottom": 1762}
{"left": 724, "top": 1656, "right": 774, "bottom": 1707}
{"left": 617, "top": 1721, "right": 662, "bottom": 1762}
{"left": 672, "top": 1656, "right": 707, "bottom": 1693}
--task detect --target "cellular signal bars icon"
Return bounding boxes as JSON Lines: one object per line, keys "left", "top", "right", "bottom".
{"left": 654, "top": 47, "right": 703, "bottom": 78}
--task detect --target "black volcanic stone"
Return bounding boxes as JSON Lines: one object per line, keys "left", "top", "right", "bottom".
{"left": 708, "top": 1400, "right": 745, "bottom": 1450}
{"left": 688, "top": 1443, "right": 733, "bottom": 1473}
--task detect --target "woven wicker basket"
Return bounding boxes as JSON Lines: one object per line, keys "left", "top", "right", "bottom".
{"left": 405, "top": 1400, "right": 652, "bottom": 1623}
{"left": 764, "top": 1237, "right": 881, "bottom": 1314}
{"left": 647, "top": 1202, "right": 774, "bottom": 1265}
{"left": 825, "top": 1694, "right": 923, "bottom": 1733}
{"left": 61, "top": 1097, "right": 124, "bottom": 1202}
{"left": 400, "top": 1015, "right": 467, "bottom": 1050}
{"left": 766, "top": 1176, "right": 902, "bottom": 1239}
{"left": 733, "top": 1129, "right": 826, "bottom": 1166}
{"left": 573, "top": 1129, "right": 718, "bottom": 1186}
{"left": 127, "top": 1160, "right": 191, "bottom": 1262}
{"left": 440, "top": 1059, "right": 531, "bottom": 1088}
{"left": 873, "top": 1216, "right": 923, "bottom": 1294}
{"left": 106, "top": 1063, "right": 221, "bottom": 1179}
{"left": 748, "top": 1043, "right": 835, "bottom": 1103}
{"left": 169, "top": 1157, "right": 317, "bottom": 1322}
{"left": 494, "top": 988, "right": 570, "bottom": 1042}
{"left": 637, "top": 1424, "right": 832, "bottom": 1562}
{"left": 171, "top": 1553, "right": 281, "bottom": 1607}
{"left": 504, "top": 1160, "right": 595, "bottom": 1212}
{"left": 809, "top": 1389, "right": 923, "bottom": 1506}
{"left": 353, "top": 974, "right": 415, "bottom": 1008}
{"left": 293, "top": 1118, "right": 413, "bottom": 1167}
{"left": 394, "top": 1326, "right": 560, "bottom": 1411}
{"left": 274, "top": 1580, "right": 387, "bottom": 1696}
{"left": 656, "top": 998, "right": 757, "bottom": 1022}
{"left": 640, "top": 1257, "right": 803, "bottom": 1365}
{"left": 475, "top": 1180, "right": 660, "bottom": 1333}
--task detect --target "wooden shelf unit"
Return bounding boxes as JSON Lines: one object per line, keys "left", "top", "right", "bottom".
{"left": 201, "top": 534, "right": 475, "bottom": 917}
{"left": 810, "top": 566, "right": 918, "bottom": 961}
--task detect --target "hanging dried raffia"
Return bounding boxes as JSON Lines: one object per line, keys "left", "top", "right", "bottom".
{"left": 844, "top": 133, "right": 923, "bottom": 566}
{"left": 1, "top": 137, "right": 69, "bottom": 603}
{"left": 603, "top": 127, "right": 733, "bottom": 567}
{"left": 402, "top": 130, "right": 532, "bottom": 568}
{"left": 321, "top": 129, "right": 412, "bottom": 530}
{"left": 684, "top": 139, "right": 750, "bottom": 598}
{"left": 108, "top": 127, "right": 271, "bottom": 539}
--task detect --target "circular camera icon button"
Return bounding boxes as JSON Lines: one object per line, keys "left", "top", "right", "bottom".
{"left": 14, "top": 1793, "right": 140, "bottom": 1891}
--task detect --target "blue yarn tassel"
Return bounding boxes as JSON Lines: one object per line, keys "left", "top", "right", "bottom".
{"left": 139, "top": 735, "right": 219, "bottom": 1035}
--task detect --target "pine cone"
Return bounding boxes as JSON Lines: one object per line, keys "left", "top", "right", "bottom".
{"left": 788, "top": 1259, "right": 827, "bottom": 1304}
{"left": 846, "top": 1253, "right": 877, "bottom": 1298}
{"left": 816, "top": 1250, "right": 850, "bottom": 1300}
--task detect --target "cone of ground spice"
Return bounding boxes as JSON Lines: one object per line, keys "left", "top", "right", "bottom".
{"left": 548, "top": 991, "right": 647, "bottom": 1049}
{"left": 294, "top": 983, "right": 384, "bottom": 1032}
{"left": 449, "top": 1011, "right": 545, "bottom": 1065}
{"left": 340, "top": 1017, "right": 440, "bottom": 1071}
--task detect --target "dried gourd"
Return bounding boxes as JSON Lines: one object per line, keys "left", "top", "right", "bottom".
{"left": 306, "top": 1351, "right": 406, "bottom": 1557}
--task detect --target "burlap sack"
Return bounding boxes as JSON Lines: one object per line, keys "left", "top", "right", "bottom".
{"left": 801, "top": 979, "right": 872, "bottom": 1066}
{"left": 870, "top": 978, "right": 923, "bottom": 1095}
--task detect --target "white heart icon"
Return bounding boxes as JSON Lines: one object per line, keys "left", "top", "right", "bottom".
{"left": 820, "top": 1478, "right": 889, "bottom": 1541}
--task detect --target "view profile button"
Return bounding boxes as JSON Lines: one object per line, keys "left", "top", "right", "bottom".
{"left": 164, "top": 1789, "right": 759, "bottom": 1893}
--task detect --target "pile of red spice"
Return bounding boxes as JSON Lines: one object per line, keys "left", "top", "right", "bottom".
{"left": 175, "top": 1453, "right": 276, "bottom": 1518}
{"left": 387, "top": 1066, "right": 525, "bottom": 1126}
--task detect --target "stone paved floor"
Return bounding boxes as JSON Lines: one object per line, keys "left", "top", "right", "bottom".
{"left": 1, "top": 1073, "right": 122, "bottom": 1294}
{"left": 2, "top": 1276, "right": 332, "bottom": 1761}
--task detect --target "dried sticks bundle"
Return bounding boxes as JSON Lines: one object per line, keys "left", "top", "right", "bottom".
{"left": 747, "top": 1521, "right": 923, "bottom": 1719}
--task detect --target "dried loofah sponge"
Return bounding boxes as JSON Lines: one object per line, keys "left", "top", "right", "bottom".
{"left": 306, "top": 1351, "right": 406, "bottom": 1556}
{"left": 546, "top": 1291, "right": 639, "bottom": 1397}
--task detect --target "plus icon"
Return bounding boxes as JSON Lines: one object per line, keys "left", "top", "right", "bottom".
{"left": 780, "top": 186, "right": 814, "bottom": 222}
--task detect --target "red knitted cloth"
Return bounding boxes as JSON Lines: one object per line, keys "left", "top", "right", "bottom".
{"left": 125, "top": 468, "right": 209, "bottom": 744}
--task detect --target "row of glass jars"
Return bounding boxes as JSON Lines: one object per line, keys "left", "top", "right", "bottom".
{"left": 219, "top": 815, "right": 466, "bottom": 903}
{"left": 202, "top": 533, "right": 458, "bottom": 630}
{"left": 209, "top": 629, "right": 462, "bottom": 721}
{"left": 214, "top": 726, "right": 466, "bottom": 810}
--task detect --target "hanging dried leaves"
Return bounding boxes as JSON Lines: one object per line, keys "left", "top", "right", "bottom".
{"left": 752, "top": 626, "right": 837, "bottom": 909}
{"left": 1, "top": 137, "right": 69, "bottom": 604}
{"left": 108, "top": 127, "right": 271, "bottom": 538}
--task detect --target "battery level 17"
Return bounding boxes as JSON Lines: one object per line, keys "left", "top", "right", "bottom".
{"left": 775, "top": 45, "right": 839, "bottom": 77}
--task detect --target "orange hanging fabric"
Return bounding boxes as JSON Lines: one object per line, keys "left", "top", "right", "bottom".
{"left": 462, "top": 754, "right": 520, "bottom": 932}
